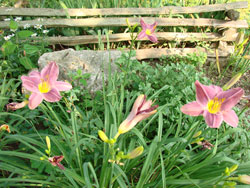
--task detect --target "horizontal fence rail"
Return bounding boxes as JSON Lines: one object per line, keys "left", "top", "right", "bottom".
{"left": 38, "top": 32, "right": 238, "bottom": 46}
{"left": 0, "top": 18, "right": 248, "bottom": 29}
{"left": 0, "top": 1, "right": 247, "bottom": 17}
{"left": 134, "top": 47, "right": 234, "bottom": 59}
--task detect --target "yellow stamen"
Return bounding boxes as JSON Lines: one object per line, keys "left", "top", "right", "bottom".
{"left": 207, "top": 97, "right": 225, "bottom": 114}
{"left": 38, "top": 81, "right": 51, "bottom": 93}
{"left": 145, "top": 29, "right": 151, "bottom": 35}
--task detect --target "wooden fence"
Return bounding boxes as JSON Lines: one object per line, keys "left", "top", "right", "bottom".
{"left": 0, "top": 1, "right": 248, "bottom": 58}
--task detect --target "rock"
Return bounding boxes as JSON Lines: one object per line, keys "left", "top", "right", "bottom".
{"left": 38, "top": 49, "right": 122, "bottom": 92}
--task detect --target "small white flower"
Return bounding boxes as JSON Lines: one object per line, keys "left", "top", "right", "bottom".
{"left": 14, "top": 17, "right": 22, "bottom": 22}
{"left": 4, "top": 18, "right": 11, "bottom": 21}
{"left": 42, "top": 30, "right": 49, "bottom": 34}
{"left": 34, "top": 24, "right": 42, "bottom": 29}
{"left": 10, "top": 29, "right": 17, "bottom": 32}
{"left": 10, "top": 34, "right": 15, "bottom": 37}
{"left": 4, "top": 36, "right": 10, "bottom": 40}
{"left": 24, "top": 24, "right": 31, "bottom": 29}
{"left": 37, "top": 18, "right": 44, "bottom": 22}
{"left": 31, "top": 33, "right": 37, "bottom": 37}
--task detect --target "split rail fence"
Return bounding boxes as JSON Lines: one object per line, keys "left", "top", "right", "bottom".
{"left": 0, "top": 1, "right": 248, "bottom": 59}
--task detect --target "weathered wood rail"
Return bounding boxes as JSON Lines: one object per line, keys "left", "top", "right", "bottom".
{"left": 0, "top": 1, "right": 247, "bottom": 16}
{"left": 0, "top": 1, "right": 248, "bottom": 58}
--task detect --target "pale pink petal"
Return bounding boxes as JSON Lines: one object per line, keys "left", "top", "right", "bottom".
{"left": 202, "top": 85, "right": 223, "bottom": 99}
{"left": 54, "top": 81, "right": 72, "bottom": 91}
{"left": 147, "top": 34, "right": 158, "bottom": 43}
{"left": 149, "top": 22, "right": 157, "bottom": 33}
{"left": 195, "top": 80, "right": 210, "bottom": 106}
{"left": 28, "top": 93, "right": 43, "bottom": 109}
{"left": 180, "top": 101, "right": 204, "bottom": 116}
{"left": 140, "top": 100, "right": 153, "bottom": 111}
{"left": 21, "top": 75, "right": 40, "bottom": 92}
{"left": 203, "top": 111, "right": 223, "bottom": 128}
{"left": 57, "top": 163, "right": 65, "bottom": 170}
{"left": 43, "top": 88, "right": 61, "bottom": 102}
{"left": 140, "top": 18, "right": 147, "bottom": 29}
{"left": 128, "top": 95, "right": 145, "bottom": 120}
{"left": 218, "top": 88, "right": 244, "bottom": 111}
{"left": 137, "top": 31, "right": 147, "bottom": 39}
{"left": 41, "top": 62, "right": 59, "bottom": 85}
{"left": 222, "top": 110, "right": 239, "bottom": 127}
{"left": 28, "top": 70, "right": 40, "bottom": 78}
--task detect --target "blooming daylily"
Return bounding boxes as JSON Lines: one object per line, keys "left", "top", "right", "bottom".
{"left": 118, "top": 95, "right": 158, "bottom": 134}
{"left": 137, "top": 18, "right": 158, "bottom": 43}
{"left": 181, "top": 80, "right": 244, "bottom": 128}
{"left": 48, "top": 155, "right": 65, "bottom": 170}
{"left": 21, "top": 62, "right": 72, "bottom": 109}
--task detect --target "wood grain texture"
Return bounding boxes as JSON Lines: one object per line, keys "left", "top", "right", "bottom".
{"left": 0, "top": 17, "right": 248, "bottom": 28}
{"left": 0, "top": 1, "right": 247, "bottom": 16}
{"left": 36, "top": 32, "right": 238, "bottom": 46}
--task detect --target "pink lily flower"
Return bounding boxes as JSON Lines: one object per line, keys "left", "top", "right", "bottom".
{"left": 181, "top": 80, "right": 244, "bottom": 128}
{"left": 118, "top": 95, "right": 158, "bottom": 134}
{"left": 21, "top": 62, "right": 72, "bottom": 109}
{"left": 48, "top": 155, "right": 65, "bottom": 170}
{"left": 137, "top": 18, "right": 158, "bottom": 43}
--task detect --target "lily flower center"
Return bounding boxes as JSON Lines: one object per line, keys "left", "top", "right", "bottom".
{"left": 38, "top": 80, "right": 51, "bottom": 93}
{"left": 207, "top": 97, "right": 225, "bottom": 114}
{"left": 145, "top": 29, "right": 152, "bottom": 35}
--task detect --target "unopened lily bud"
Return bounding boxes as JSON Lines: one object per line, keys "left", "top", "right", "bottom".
{"left": 46, "top": 136, "right": 51, "bottom": 152}
{"left": 45, "top": 149, "right": 50, "bottom": 155}
{"left": 225, "top": 167, "right": 230, "bottom": 176}
{"left": 222, "top": 73, "right": 242, "bottom": 91}
{"left": 191, "top": 137, "right": 204, "bottom": 144}
{"left": 239, "top": 175, "right": 250, "bottom": 184}
{"left": 40, "top": 157, "right": 45, "bottom": 160}
{"left": 98, "top": 130, "right": 109, "bottom": 143}
{"left": 126, "top": 18, "right": 131, "bottom": 28}
{"left": 193, "top": 131, "right": 202, "bottom": 138}
{"left": 126, "top": 146, "right": 144, "bottom": 159}
{"left": 6, "top": 101, "right": 28, "bottom": 111}
{"left": 0, "top": 124, "right": 10, "bottom": 133}
{"left": 229, "top": 164, "right": 238, "bottom": 173}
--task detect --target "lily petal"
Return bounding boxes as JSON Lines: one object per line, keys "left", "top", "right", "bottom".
{"left": 181, "top": 101, "right": 204, "bottom": 116}
{"left": 147, "top": 34, "right": 158, "bottom": 43}
{"left": 43, "top": 88, "right": 61, "bottom": 102}
{"left": 21, "top": 75, "right": 40, "bottom": 92}
{"left": 128, "top": 95, "right": 145, "bottom": 120}
{"left": 140, "top": 18, "right": 147, "bottom": 29}
{"left": 222, "top": 110, "right": 238, "bottom": 127}
{"left": 28, "top": 92, "right": 43, "bottom": 109}
{"left": 54, "top": 81, "right": 72, "bottom": 91}
{"left": 195, "top": 80, "right": 210, "bottom": 106}
{"left": 218, "top": 88, "right": 244, "bottom": 111}
{"left": 28, "top": 70, "right": 40, "bottom": 78}
{"left": 137, "top": 31, "right": 147, "bottom": 39}
{"left": 149, "top": 22, "right": 157, "bottom": 33}
{"left": 41, "top": 62, "right": 59, "bottom": 85}
{"left": 202, "top": 85, "right": 222, "bottom": 99}
{"left": 203, "top": 111, "right": 223, "bottom": 128}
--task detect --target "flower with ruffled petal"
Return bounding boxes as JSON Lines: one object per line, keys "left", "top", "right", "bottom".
{"left": 118, "top": 94, "right": 158, "bottom": 134}
{"left": 6, "top": 101, "right": 28, "bottom": 111}
{"left": 181, "top": 80, "right": 244, "bottom": 128}
{"left": 0, "top": 124, "right": 10, "bottom": 133}
{"left": 21, "top": 62, "right": 72, "bottom": 109}
{"left": 137, "top": 18, "right": 158, "bottom": 43}
{"left": 48, "top": 155, "right": 65, "bottom": 170}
